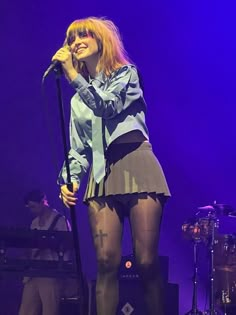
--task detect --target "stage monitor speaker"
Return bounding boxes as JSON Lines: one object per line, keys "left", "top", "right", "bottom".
{"left": 119, "top": 254, "right": 169, "bottom": 284}
{"left": 89, "top": 279, "right": 179, "bottom": 315}
{"left": 61, "top": 280, "right": 179, "bottom": 315}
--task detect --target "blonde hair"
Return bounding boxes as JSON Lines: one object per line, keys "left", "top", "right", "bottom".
{"left": 65, "top": 17, "right": 131, "bottom": 77}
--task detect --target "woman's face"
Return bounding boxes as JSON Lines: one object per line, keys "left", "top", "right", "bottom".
{"left": 68, "top": 30, "right": 99, "bottom": 63}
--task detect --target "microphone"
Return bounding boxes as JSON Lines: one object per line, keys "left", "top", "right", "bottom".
{"left": 42, "top": 60, "right": 62, "bottom": 79}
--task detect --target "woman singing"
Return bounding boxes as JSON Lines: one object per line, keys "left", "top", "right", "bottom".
{"left": 54, "top": 17, "right": 170, "bottom": 315}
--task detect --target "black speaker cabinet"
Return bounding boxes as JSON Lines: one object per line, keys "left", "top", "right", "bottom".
{"left": 119, "top": 255, "right": 169, "bottom": 285}
{"left": 89, "top": 279, "right": 179, "bottom": 315}
{"left": 60, "top": 255, "right": 179, "bottom": 315}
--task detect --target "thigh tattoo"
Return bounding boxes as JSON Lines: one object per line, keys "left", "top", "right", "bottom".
{"left": 94, "top": 229, "right": 108, "bottom": 248}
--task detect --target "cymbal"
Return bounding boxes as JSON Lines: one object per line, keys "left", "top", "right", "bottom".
{"left": 197, "top": 205, "right": 215, "bottom": 211}
{"left": 215, "top": 265, "right": 236, "bottom": 272}
{"left": 197, "top": 204, "right": 235, "bottom": 216}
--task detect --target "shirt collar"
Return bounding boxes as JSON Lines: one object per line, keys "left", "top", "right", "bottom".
{"left": 89, "top": 72, "right": 106, "bottom": 86}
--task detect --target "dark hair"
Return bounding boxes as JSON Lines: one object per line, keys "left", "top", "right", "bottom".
{"left": 24, "top": 190, "right": 47, "bottom": 205}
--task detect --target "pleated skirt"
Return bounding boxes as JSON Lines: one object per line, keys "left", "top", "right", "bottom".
{"left": 84, "top": 141, "right": 171, "bottom": 203}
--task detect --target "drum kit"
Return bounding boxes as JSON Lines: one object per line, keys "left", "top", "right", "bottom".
{"left": 182, "top": 202, "right": 236, "bottom": 315}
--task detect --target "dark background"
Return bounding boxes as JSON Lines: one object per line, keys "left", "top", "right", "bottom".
{"left": 1, "top": 0, "right": 236, "bottom": 314}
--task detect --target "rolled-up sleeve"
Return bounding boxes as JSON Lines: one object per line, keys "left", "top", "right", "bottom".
{"left": 70, "top": 65, "right": 142, "bottom": 119}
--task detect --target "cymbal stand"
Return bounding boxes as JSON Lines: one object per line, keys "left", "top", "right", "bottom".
{"left": 185, "top": 224, "right": 203, "bottom": 315}
{"left": 204, "top": 213, "right": 219, "bottom": 315}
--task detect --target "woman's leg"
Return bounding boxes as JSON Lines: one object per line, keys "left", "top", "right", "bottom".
{"left": 129, "top": 194, "right": 164, "bottom": 315}
{"left": 88, "top": 197, "right": 124, "bottom": 315}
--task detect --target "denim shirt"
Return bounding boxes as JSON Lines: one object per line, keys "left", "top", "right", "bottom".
{"left": 58, "top": 64, "right": 149, "bottom": 185}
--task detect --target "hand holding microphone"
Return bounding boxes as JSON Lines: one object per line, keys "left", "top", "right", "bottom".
{"left": 43, "top": 46, "right": 78, "bottom": 81}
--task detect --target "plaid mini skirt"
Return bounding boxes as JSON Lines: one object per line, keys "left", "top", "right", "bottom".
{"left": 84, "top": 141, "right": 171, "bottom": 203}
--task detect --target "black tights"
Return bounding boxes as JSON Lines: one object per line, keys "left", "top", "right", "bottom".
{"left": 88, "top": 193, "right": 164, "bottom": 315}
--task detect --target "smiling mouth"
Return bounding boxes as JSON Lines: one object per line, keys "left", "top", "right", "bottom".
{"left": 75, "top": 47, "right": 86, "bottom": 53}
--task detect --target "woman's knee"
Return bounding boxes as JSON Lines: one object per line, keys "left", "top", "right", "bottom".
{"left": 97, "top": 251, "right": 121, "bottom": 274}
{"left": 135, "top": 254, "right": 158, "bottom": 277}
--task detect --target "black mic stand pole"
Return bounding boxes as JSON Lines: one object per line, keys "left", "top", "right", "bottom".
{"left": 53, "top": 67, "right": 87, "bottom": 315}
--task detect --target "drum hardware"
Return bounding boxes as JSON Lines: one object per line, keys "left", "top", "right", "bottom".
{"left": 196, "top": 204, "right": 235, "bottom": 218}
{"left": 205, "top": 212, "right": 218, "bottom": 315}
{"left": 183, "top": 203, "right": 236, "bottom": 315}
{"left": 182, "top": 230, "right": 203, "bottom": 315}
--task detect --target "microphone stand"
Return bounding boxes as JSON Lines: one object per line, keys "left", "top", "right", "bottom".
{"left": 53, "top": 66, "right": 87, "bottom": 315}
